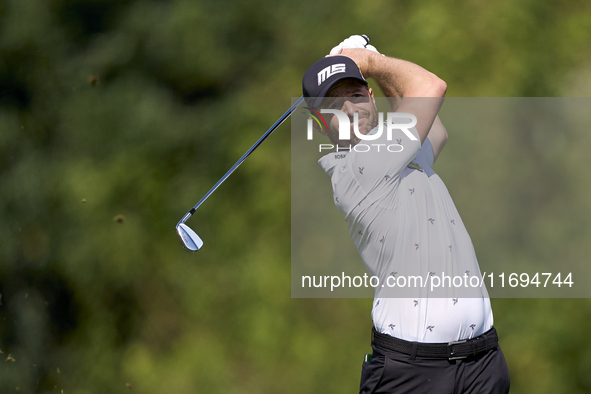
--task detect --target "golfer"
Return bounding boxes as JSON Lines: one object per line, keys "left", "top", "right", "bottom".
{"left": 302, "top": 37, "right": 510, "bottom": 393}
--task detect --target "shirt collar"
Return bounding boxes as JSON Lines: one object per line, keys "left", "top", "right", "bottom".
{"left": 318, "top": 150, "right": 349, "bottom": 176}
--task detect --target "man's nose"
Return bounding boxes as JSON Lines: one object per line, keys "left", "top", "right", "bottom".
{"left": 341, "top": 100, "right": 356, "bottom": 117}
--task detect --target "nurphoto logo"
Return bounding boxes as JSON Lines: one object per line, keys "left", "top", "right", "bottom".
{"left": 304, "top": 109, "right": 418, "bottom": 152}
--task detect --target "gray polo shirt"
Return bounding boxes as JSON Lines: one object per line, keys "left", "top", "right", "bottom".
{"left": 318, "top": 126, "right": 493, "bottom": 342}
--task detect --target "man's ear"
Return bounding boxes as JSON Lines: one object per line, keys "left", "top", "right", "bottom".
{"left": 368, "top": 87, "right": 378, "bottom": 110}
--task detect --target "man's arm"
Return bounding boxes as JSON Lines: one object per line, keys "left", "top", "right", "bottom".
{"left": 336, "top": 48, "right": 447, "bottom": 145}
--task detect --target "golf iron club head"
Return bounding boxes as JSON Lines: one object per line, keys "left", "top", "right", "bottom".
{"left": 176, "top": 223, "right": 204, "bottom": 251}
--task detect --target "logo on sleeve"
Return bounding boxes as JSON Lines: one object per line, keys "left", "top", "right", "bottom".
{"left": 407, "top": 162, "right": 423, "bottom": 172}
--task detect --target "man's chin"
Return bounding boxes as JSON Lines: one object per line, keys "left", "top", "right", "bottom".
{"left": 336, "top": 139, "right": 359, "bottom": 148}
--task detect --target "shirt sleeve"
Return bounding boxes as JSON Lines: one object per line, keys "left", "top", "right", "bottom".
{"left": 422, "top": 137, "right": 435, "bottom": 168}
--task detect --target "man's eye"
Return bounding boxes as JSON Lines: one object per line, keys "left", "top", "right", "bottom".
{"left": 353, "top": 94, "right": 369, "bottom": 103}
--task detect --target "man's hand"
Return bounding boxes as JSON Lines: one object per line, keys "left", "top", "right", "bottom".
{"left": 329, "top": 35, "right": 381, "bottom": 55}
{"left": 332, "top": 48, "right": 381, "bottom": 80}
{"left": 327, "top": 35, "right": 382, "bottom": 79}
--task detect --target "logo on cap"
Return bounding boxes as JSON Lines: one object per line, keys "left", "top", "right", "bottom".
{"left": 317, "top": 63, "right": 346, "bottom": 86}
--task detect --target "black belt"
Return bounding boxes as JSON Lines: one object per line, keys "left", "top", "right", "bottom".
{"left": 372, "top": 326, "right": 498, "bottom": 361}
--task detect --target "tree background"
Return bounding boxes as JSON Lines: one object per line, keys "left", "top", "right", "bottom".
{"left": 1, "top": 0, "right": 591, "bottom": 392}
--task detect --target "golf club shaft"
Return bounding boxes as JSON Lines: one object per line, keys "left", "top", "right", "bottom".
{"left": 178, "top": 96, "right": 305, "bottom": 225}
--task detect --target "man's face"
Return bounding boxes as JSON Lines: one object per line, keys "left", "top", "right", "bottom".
{"left": 317, "top": 79, "right": 377, "bottom": 147}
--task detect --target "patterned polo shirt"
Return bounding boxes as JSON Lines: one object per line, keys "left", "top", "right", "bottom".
{"left": 318, "top": 124, "right": 493, "bottom": 342}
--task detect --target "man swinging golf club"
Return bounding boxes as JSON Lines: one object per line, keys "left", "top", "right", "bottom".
{"left": 302, "top": 36, "right": 510, "bottom": 393}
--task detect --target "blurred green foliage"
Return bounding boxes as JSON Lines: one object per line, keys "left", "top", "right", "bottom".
{"left": 1, "top": 0, "right": 591, "bottom": 393}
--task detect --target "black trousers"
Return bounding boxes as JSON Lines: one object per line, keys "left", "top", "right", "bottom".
{"left": 359, "top": 337, "right": 510, "bottom": 393}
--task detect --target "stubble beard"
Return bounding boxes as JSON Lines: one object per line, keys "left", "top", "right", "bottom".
{"left": 336, "top": 107, "right": 379, "bottom": 148}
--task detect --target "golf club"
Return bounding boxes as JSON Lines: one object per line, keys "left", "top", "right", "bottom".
{"left": 176, "top": 96, "right": 305, "bottom": 251}
{"left": 176, "top": 35, "right": 371, "bottom": 251}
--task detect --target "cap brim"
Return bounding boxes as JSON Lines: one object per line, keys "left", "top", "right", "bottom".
{"left": 310, "top": 76, "right": 368, "bottom": 107}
